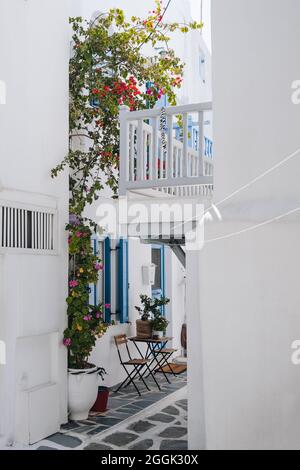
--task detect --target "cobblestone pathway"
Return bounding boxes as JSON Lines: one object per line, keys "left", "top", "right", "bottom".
{"left": 32, "top": 373, "right": 187, "bottom": 451}
{"left": 84, "top": 398, "right": 188, "bottom": 451}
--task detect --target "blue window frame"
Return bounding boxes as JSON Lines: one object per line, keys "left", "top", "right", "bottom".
{"left": 118, "top": 238, "right": 129, "bottom": 324}
{"left": 102, "top": 237, "right": 129, "bottom": 324}
{"left": 104, "top": 236, "right": 111, "bottom": 322}
{"left": 89, "top": 236, "right": 98, "bottom": 307}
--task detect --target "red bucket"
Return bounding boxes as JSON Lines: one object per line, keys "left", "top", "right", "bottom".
{"left": 91, "top": 386, "right": 109, "bottom": 412}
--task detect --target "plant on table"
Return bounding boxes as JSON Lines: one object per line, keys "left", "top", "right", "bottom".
{"left": 135, "top": 294, "right": 170, "bottom": 321}
{"left": 135, "top": 294, "right": 170, "bottom": 338}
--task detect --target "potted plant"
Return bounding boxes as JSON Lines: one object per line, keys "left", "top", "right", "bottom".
{"left": 63, "top": 217, "right": 110, "bottom": 421}
{"left": 152, "top": 313, "right": 169, "bottom": 339}
{"left": 135, "top": 294, "right": 170, "bottom": 338}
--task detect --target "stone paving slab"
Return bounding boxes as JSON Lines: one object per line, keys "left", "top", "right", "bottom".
{"left": 129, "top": 439, "right": 154, "bottom": 450}
{"left": 47, "top": 433, "right": 82, "bottom": 448}
{"left": 160, "top": 439, "right": 188, "bottom": 450}
{"left": 87, "top": 426, "right": 110, "bottom": 436}
{"left": 159, "top": 426, "right": 187, "bottom": 438}
{"left": 127, "top": 420, "right": 155, "bottom": 433}
{"left": 162, "top": 405, "right": 180, "bottom": 416}
{"left": 36, "top": 446, "right": 57, "bottom": 450}
{"left": 147, "top": 413, "right": 176, "bottom": 423}
{"left": 84, "top": 443, "right": 114, "bottom": 451}
{"left": 103, "top": 432, "right": 138, "bottom": 447}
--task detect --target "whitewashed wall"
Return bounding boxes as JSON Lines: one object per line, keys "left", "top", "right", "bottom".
{"left": 165, "top": 248, "right": 186, "bottom": 356}
{"left": 0, "top": 0, "right": 69, "bottom": 447}
{"left": 189, "top": 0, "right": 300, "bottom": 450}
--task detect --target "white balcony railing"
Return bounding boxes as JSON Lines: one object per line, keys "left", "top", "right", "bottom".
{"left": 119, "top": 102, "right": 214, "bottom": 197}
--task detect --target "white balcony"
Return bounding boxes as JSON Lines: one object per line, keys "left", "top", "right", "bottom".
{"left": 119, "top": 102, "right": 214, "bottom": 198}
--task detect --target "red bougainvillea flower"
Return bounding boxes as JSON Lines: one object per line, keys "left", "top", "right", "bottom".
{"left": 63, "top": 338, "right": 72, "bottom": 347}
{"left": 69, "top": 280, "right": 79, "bottom": 288}
{"left": 91, "top": 88, "right": 100, "bottom": 94}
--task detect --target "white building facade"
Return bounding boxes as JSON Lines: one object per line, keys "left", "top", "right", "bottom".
{"left": 0, "top": 0, "right": 211, "bottom": 447}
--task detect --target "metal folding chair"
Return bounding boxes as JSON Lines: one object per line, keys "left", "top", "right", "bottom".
{"left": 144, "top": 345, "right": 178, "bottom": 382}
{"left": 114, "top": 334, "right": 152, "bottom": 396}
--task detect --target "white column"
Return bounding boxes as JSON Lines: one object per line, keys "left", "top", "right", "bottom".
{"left": 186, "top": 249, "right": 206, "bottom": 450}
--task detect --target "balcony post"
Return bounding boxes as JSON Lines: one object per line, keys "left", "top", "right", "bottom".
{"left": 198, "top": 111, "right": 204, "bottom": 176}
{"left": 119, "top": 105, "right": 130, "bottom": 196}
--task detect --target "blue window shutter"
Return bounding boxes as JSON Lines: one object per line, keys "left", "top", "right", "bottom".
{"left": 104, "top": 237, "right": 111, "bottom": 322}
{"left": 89, "top": 235, "right": 98, "bottom": 306}
{"left": 119, "top": 238, "right": 129, "bottom": 324}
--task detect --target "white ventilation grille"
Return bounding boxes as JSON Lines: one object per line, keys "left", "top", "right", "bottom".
{"left": 0, "top": 205, "right": 56, "bottom": 251}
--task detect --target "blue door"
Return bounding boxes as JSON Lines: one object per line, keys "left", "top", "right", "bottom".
{"left": 151, "top": 245, "right": 166, "bottom": 314}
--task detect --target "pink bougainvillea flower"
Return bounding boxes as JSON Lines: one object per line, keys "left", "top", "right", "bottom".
{"left": 63, "top": 338, "right": 72, "bottom": 347}
{"left": 94, "top": 263, "right": 103, "bottom": 271}
{"left": 69, "top": 280, "right": 79, "bottom": 288}
{"left": 96, "top": 312, "right": 102, "bottom": 319}
{"left": 104, "top": 303, "right": 111, "bottom": 309}
{"left": 83, "top": 315, "right": 92, "bottom": 321}
{"left": 75, "top": 231, "right": 82, "bottom": 238}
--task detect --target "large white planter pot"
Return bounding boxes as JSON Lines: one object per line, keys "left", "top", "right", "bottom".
{"left": 68, "top": 366, "right": 99, "bottom": 421}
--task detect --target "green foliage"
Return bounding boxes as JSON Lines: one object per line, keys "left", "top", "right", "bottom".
{"left": 135, "top": 294, "right": 170, "bottom": 321}
{"left": 151, "top": 314, "right": 169, "bottom": 332}
{"left": 52, "top": 1, "right": 203, "bottom": 215}
{"left": 63, "top": 216, "right": 110, "bottom": 369}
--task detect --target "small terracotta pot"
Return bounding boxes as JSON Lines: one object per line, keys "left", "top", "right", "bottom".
{"left": 91, "top": 386, "right": 109, "bottom": 413}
